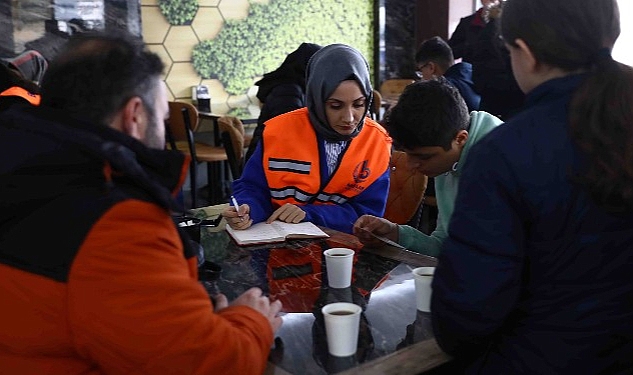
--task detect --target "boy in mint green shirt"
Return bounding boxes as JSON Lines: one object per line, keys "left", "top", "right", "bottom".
{"left": 353, "top": 78, "right": 503, "bottom": 257}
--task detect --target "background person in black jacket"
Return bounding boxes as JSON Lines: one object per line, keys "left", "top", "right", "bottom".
{"left": 245, "top": 42, "right": 322, "bottom": 162}
{"left": 448, "top": 0, "right": 499, "bottom": 64}
{"left": 469, "top": 1, "right": 525, "bottom": 120}
{"left": 415, "top": 36, "right": 480, "bottom": 112}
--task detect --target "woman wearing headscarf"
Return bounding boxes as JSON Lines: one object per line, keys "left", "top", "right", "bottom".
{"left": 223, "top": 44, "right": 392, "bottom": 234}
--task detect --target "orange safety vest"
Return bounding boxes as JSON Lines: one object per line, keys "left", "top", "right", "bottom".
{"left": 0, "top": 86, "right": 40, "bottom": 105}
{"left": 262, "top": 107, "right": 391, "bottom": 208}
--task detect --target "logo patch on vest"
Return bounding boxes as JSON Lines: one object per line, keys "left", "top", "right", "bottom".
{"left": 353, "top": 160, "right": 371, "bottom": 183}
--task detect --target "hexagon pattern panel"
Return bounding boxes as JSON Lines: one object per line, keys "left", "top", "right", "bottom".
{"left": 142, "top": 0, "right": 258, "bottom": 117}
{"left": 141, "top": 0, "right": 375, "bottom": 117}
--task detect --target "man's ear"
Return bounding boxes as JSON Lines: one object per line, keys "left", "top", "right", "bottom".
{"left": 514, "top": 38, "right": 538, "bottom": 73}
{"left": 428, "top": 61, "right": 440, "bottom": 76}
{"left": 454, "top": 129, "right": 469, "bottom": 148}
{"left": 119, "top": 96, "right": 146, "bottom": 141}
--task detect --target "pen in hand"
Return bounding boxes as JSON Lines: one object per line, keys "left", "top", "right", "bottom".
{"left": 230, "top": 195, "right": 244, "bottom": 222}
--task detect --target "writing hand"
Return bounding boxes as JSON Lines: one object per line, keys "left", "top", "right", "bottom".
{"left": 221, "top": 203, "right": 253, "bottom": 229}
{"left": 267, "top": 203, "right": 306, "bottom": 224}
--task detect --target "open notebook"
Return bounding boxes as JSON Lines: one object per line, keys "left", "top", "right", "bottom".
{"left": 225, "top": 221, "right": 329, "bottom": 246}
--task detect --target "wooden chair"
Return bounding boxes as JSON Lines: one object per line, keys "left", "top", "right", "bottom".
{"left": 216, "top": 115, "right": 245, "bottom": 180}
{"left": 379, "top": 79, "right": 415, "bottom": 108}
{"left": 383, "top": 151, "right": 428, "bottom": 227}
{"left": 369, "top": 89, "right": 383, "bottom": 122}
{"left": 165, "top": 101, "right": 244, "bottom": 208}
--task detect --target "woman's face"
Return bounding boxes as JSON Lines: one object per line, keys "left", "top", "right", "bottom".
{"left": 324, "top": 80, "right": 367, "bottom": 136}
{"left": 506, "top": 42, "right": 533, "bottom": 94}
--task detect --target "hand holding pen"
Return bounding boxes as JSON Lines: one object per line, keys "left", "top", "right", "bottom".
{"left": 221, "top": 195, "right": 253, "bottom": 230}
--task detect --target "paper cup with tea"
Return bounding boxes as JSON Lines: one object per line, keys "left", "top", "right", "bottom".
{"left": 321, "top": 302, "right": 362, "bottom": 357}
{"left": 412, "top": 266, "right": 435, "bottom": 312}
{"left": 324, "top": 248, "right": 355, "bottom": 288}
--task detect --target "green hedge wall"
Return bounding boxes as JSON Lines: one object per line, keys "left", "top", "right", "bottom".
{"left": 192, "top": 0, "right": 374, "bottom": 95}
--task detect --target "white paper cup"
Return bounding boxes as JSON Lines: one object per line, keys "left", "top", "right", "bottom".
{"left": 324, "top": 248, "right": 355, "bottom": 288}
{"left": 412, "top": 267, "right": 435, "bottom": 312}
{"left": 322, "top": 302, "right": 362, "bottom": 357}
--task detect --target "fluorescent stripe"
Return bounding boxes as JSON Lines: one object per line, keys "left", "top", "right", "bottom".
{"left": 268, "top": 158, "right": 311, "bottom": 174}
{"left": 270, "top": 188, "right": 313, "bottom": 202}
{"left": 315, "top": 192, "right": 348, "bottom": 204}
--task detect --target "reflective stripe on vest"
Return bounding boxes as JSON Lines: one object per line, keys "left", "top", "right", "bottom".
{"left": 262, "top": 107, "right": 392, "bottom": 208}
{"left": 268, "top": 158, "right": 311, "bottom": 174}
{"left": 0, "top": 86, "right": 40, "bottom": 105}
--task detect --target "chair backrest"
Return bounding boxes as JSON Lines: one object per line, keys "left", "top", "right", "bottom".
{"left": 217, "top": 115, "right": 245, "bottom": 179}
{"left": 384, "top": 150, "right": 428, "bottom": 225}
{"left": 166, "top": 101, "right": 199, "bottom": 143}
{"left": 370, "top": 89, "right": 383, "bottom": 121}
{"left": 379, "top": 79, "right": 415, "bottom": 98}
{"left": 165, "top": 101, "right": 200, "bottom": 207}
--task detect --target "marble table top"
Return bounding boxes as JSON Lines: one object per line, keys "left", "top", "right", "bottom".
{"left": 193, "top": 206, "right": 449, "bottom": 375}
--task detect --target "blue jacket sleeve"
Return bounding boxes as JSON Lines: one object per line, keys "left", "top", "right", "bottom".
{"left": 231, "top": 142, "right": 274, "bottom": 224}
{"left": 430, "top": 138, "right": 526, "bottom": 356}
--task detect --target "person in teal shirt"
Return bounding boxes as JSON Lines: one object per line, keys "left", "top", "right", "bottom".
{"left": 353, "top": 77, "right": 502, "bottom": 257}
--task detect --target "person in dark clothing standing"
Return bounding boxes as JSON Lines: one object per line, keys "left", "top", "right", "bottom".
{"left": 448, "top": 0, "right": 499, "bottom": 63}
{"left": 244, "top": 42, "right": 322, "bottom": 162}
{"left": 415, "top": 36, "right": 480, "bottom": 112}
{"left": 432, "top": 0, "right": 633, "bottom": 373}
{"left": 469, "top": 1, "right": 525, "bottom": 120}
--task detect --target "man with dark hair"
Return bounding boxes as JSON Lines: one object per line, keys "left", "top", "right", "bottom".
{"left": 353, "top": 78, "right": 501, "bottom": 257}
{"left": 415, "top": 36, "right": 480, "bottom": 112}
{"left": 0, "top": 31, "right": 281, "bottom": 374}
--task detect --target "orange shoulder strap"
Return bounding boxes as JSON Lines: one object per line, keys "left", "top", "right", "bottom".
{"left": 0, "top": 86, "right": 41, "bottom": 105}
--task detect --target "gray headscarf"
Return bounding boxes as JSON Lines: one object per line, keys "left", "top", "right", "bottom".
{"left": 305, "top": 44, "right": 373, "bottom": 142}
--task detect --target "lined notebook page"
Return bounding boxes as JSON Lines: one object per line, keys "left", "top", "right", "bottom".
{"left": 225, "top": 221, "right": 328, "bottom": 245}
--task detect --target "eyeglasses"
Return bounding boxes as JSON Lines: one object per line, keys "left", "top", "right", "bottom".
{"left": 415, "top": 62, "right": 432, "bottom": 79}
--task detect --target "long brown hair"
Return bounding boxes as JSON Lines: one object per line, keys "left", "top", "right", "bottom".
{"left": 502, "top": 0, "right": 633, "bottom": 211}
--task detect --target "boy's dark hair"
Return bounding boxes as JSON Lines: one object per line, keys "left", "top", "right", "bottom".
{"left": 41, "top": 31, "right": 164, "bottom": 128}
{"left": 502, "top": 0, "right": 633, "bottom": 210}
{"left": 386, "top": 77, "right": 469, "bottom": 151}
{"left": 414, "top": 36, "right": 454, "bottom": 72}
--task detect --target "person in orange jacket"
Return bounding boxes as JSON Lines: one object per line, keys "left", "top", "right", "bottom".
{"left": 0, "top": 31, "right": 281, "bottom": 374}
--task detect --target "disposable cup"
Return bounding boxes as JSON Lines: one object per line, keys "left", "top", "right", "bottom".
{"left": 324, "top": 248, "right": 355, "bottom": 288}
{"left": 173, "top": 215, "right": 201, "bottom": 243}
{"left": 412, "top": 267, "right": 435, "bottom": 312}
{"left": 322, "top": 302, "right": 362, "bottom": 357}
